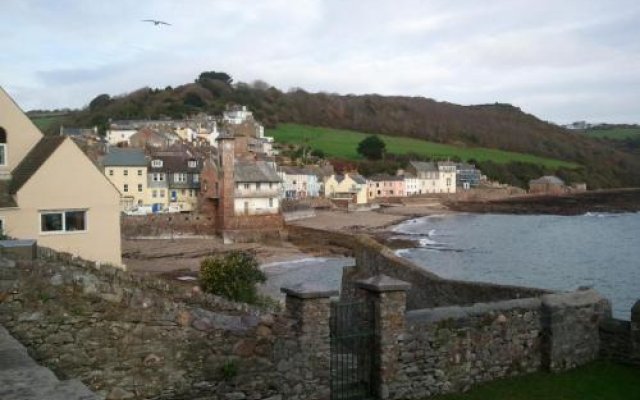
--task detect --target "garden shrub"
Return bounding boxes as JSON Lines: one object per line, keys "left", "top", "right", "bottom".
{"left": 199, "top": 251, "right": 266, "bottom": 303}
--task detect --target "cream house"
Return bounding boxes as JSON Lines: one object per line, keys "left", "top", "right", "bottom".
{"left": 406, "top": 161, "right": 457, "bottom": 194}
{"left": 0, "top": 86, "right": 122, "bottom": 266}
{"left": 324, "top": 173, "right": 368, "bottom": 204}
{"left": 234, "top": 160, "right": 281, "bottom": 215}
{"left": 102, "top": 148, "right": 148, "bottom": 210}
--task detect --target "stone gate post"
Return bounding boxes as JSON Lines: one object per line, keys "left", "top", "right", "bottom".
{"left": 281, "top": 283, "right": 338, "bottom": 400}
{"left": 356, "top": 275, "right": 410, "bottom": 400}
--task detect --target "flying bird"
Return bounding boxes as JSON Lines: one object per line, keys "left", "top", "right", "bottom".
{"left": 142, "top": 19, "right": 171, "bottom": 26}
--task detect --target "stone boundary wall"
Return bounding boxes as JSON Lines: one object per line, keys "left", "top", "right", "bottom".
{"left": 0, "top": 248, "right": 332, "bottom": 400}
{"left": 599, "top": 301, "right": 640, "bottom": 366}
{"left": 283, "top": 209, "right": 316, "bottom": 222}
{"left": 121, "top": 214, "right": 217, "bottom": 238}
{"left": 353, "top": 277, "right": 612, "bottom": 400}
{"left": 286, "top": 226, "right": 548, "bottom": 309}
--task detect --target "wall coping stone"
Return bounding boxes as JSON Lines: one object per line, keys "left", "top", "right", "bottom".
{"left": 281, "top": 282, "right": 338, "bottom": 299}
{"left": 406, "top": 297, "right": 542, "bottom": 324}
{"left": 355, "top": 274, "right": 411, "bottom": 293}
{"left": 541, "top": 289, "right": 604, "bottom": 309}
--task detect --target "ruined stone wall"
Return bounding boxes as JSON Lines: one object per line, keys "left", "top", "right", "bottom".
{"left": 0, "top": 251, "right": 331, "bottom": 400}
{"left": 121, "top": 214, "right": 217, "bottom": 238}
{"left": 599, "top": 301, "right": 640, "bottom": 367}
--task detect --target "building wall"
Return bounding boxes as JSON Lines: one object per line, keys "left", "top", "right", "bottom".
{"left": 368, "top": 180, "right": 406, "bottom": 199}
{"left": 106, "top": 129, "right": 137, "bottom": 145}
{"left": 529, "top": 182, "right": 566, "bottom": 195}
{"left": 0, "top": 87, "right": 43, "bottom": 175}
{"left": 104, "top": 165, "right": 147, "bottom": 210}
{"left": 234, "top": 196, "right": 279, "bottom": 215}
{"left": 325, "top": 175, "right": 367, "bottom": 204}
{"left": 2, "top": 139, "right": 122, "bottom": 265}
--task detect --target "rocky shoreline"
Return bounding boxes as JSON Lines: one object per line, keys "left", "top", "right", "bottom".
{"left": 444, "top": 188, "right": 640, "bottom": 216}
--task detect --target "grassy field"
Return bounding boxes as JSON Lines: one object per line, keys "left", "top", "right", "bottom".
{"left": 29, "top": 115, "right": 66, "bottom": 131}
{"left": 585, "top": 127, "right": 640, "bottom": 140}
{"left": 268, "top": 123, "right": 578, "bottom": 169}
{"left": 430, "top": 361, "right": 640, "bottom": 400}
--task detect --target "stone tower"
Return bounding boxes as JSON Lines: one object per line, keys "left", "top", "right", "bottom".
{"left": 216, "top": 134, "right": 236, "bottom": 234}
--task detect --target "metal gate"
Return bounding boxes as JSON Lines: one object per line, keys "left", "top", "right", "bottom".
{"left": 330, "top": 300, "right": 375, "bottom": 400}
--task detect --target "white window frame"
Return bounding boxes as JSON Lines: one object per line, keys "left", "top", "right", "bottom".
{"left": 39, "top": 209, "right": 88, "bottom": 235}
{"left": 193, "top": 174, "right": 199, "bottom": 183}
{"left": 152, "top": 173, "right": 164, "bottom": 182}
{"left": 174, "top": 173, "right": 187, "bottom": 183}
{"left": 151, "top": 159, "right": 163, "bottom": 168}
{"left": 188, "top": 160, "right": 197, "bottom": 168}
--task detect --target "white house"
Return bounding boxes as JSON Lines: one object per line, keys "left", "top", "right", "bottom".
{"left": 406, "top": 161, "right": 457, "bottom": 194}
{"left": 278, "top": 166, "right": 321, "bottom": 199}
{"left": 106, "top": 128, "right": 137, "bottom": 146}
{"left": 234, "top": 160, "right": 282, "bottom": 215}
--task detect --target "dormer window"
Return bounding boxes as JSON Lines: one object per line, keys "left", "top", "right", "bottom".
{"left": 0, "top": 127, "right": 6, "bottom": 166}
{"left": 188, "top": 160, "right": 197, "bottom": 168}
{"left": 151, "top": 159, "right": 163, "bottom": 168}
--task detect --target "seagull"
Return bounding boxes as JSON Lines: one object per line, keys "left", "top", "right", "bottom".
{"left": 142, "top": 19, "right": 171, "bottom": 26}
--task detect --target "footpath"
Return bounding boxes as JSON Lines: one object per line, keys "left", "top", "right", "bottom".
{"left": 0, "top": 324, "right": 97, "bottom": 400}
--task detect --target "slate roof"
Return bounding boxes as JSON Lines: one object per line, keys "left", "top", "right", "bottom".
{"left": 350, "top": 174, "right": 367, "bottom": 184}
{"left": 235, "top": 161, "right": 280, "bottom": 183}
{"left": 409, "top": 161, "right": 438, "bottom": 172}
{"left": 10, "top": 136, "right": 66, "bottom": 194}
{"left": 102, "top": 148, "right": 147, "bottom": 167}
{"left": 530, "top": 175, "right": 565, "bottom": 185}
{"left": 368, "top": 174, "right": 404, "bottom": 182}
{"left": 148, "top": 152, "right": 200, "bottom": 173}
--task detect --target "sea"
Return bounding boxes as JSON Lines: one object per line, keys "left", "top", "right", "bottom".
{"left": 393, "top": 212, "right": 640, "bottom": 320}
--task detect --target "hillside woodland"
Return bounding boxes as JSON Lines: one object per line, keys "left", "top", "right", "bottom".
{"left": 54, "top": 71, "right": 640, "bottom": 189}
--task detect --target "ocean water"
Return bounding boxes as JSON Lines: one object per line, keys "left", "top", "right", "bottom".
{"left": 393, "top": 213, "right": 640, "bottom": 320}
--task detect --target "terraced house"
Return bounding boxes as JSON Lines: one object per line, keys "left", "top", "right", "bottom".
{"left": 0, "top": 87, "right": 122, "bottom": 265}
{"left": 148, "top": 151, "right": 201, "bottom": 212}
{"left": 102, "top": 148, "right": 148, "bottom": 211}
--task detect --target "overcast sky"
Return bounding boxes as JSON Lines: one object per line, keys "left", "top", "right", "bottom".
{"left": 2, "top": 0, "right": 639, "bottom": 123}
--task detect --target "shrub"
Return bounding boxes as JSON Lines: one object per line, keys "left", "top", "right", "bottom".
{"left": 199, "top": 251, "right": 266, "bottom": 303}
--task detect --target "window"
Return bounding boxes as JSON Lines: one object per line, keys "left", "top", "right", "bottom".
{"left": 124, "top": 184, "right": 129, "bottom": 192}
{"left": 174, "top": 173, "right": 187, "bottom": 183}
{"left": 269, "top": 198, "right": 273, "bottom": 207}
{"left": 256, "top": 183, "right": 261, "bottom": 190}
{"left": 40, "top": 210, "right": 86, "bottom": 233}
{"left": 244, "top": 183, "right": 250, "bottom": 190}
{"left": 152, "top": 173, "right": 164, "bottom": 182}
{"left": 293, "top": 180, "right": 297, "bottom": 185}
{"left": 151, "top": 159, "right": 163, "bottom": 168}
{"left": 124, "top": 169, "right": 128, "bottom": 176}
{"left": 0, "top": 127, "right": 6, "bottom": 166}
{"left": 269, "top": 182, "right": 273, "bottom": 189}
{"left": 108, "top": 169, "right": 113, "bottom": 176}
{"left": 138, "top": 170, "right": 142, "bottom": 176}
{"left": 446, "top": 178, "right": 451, "bottom": 186}
{"left": 193, "top": 174, "right": 199, "bottom": 183}
{"left": 188, "top": 160, "right": 197, "bottom": 168}
{"left": 152, "top": 190, "right": 157, "bottom": 198}
{"left": 160, "top": 190, "right": 165, "bottom": 198}
{"left": 181, "top": 189, "right": 186, "bottom": 195}
{"left": 138, "top": 184, "right": 143, "bottom": 192}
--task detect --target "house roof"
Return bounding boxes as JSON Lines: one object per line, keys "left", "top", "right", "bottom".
{"left": 368, "top": 174, "right": 404, "bottom": 182}
{"left": 530, "top": 175, "right": 565, "bottom": 185}
{"left": 102, "top": 148, "right": 147, "bottom": 167}
{"left": 349, "top": 174, "right": 367, "bottom": 184}
{"left": 409, "top": 161, "right": 438, "bottom": 172}
{"left": 10, "top": 136, "right": 66, "bottom": 194}
{"left": 235, "top": 160, "right": 280, "bottom": 183}
{"left": 149, "top": 153, "right": 200, "bottom": 173}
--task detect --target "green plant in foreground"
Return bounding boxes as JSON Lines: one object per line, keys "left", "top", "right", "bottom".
{"left": 199, "top": 251, "right": 266, "bottom": 304}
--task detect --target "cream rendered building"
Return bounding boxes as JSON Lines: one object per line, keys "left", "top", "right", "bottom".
{"left": 102, "top": 148, "right": 148, "bottom": 210}
{"left": 0, "top": 87, "right": 122, "bottom": 266}
{"left": 324, "top": 173, "right": 368, "bottom": 204}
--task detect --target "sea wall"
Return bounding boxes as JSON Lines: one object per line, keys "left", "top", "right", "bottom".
{"left": 599, "top": 301, "right": 640, "bottom": 366}
{"left": 354, "top": 277, "right": 612, "bottom": 399}
{"left": 121, "top": 214, "right": 217, "bottom": 238}
{"left": 0, "top": 248, "right": 332, "bottom": 400}
{"left": 286, "top": 225, "right": 549, "bottom": 309}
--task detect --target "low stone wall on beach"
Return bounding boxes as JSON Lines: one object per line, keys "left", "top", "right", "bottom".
{"left": 121, "top": 214, "right": 217, "bottom": 238}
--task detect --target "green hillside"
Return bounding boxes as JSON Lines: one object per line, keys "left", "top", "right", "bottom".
{"left": 269, "top": 123, "right": 578, "bottom": 169}
{"left": 585, "top": 127, "right": 640, "bottom": 140}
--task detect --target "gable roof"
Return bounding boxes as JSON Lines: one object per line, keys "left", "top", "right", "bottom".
{"left": 10, "top": 136, "right": 65, "bottom": 194}
{"left": 102, "top": 148, "right": 147, "bottom": 167}
{"left": 409, "top": 161, "right": 438, "bottom": 172}
{"left": 235, "top": 160, "right": 280, "bottom": 183}
{"left": 368, "top": 174, "right": 404, "bottom": 182}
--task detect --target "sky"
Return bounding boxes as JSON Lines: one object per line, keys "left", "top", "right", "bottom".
{"left": 1, "top": 0, "right": 640, "bottom": 124}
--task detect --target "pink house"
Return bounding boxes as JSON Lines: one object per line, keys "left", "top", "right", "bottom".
{"left": 367, "top": 174, "right": 406, "bottom": 200}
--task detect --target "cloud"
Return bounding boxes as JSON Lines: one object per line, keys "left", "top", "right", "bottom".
{"left": 1, "top": 0, "right": 640, "bottom": 123}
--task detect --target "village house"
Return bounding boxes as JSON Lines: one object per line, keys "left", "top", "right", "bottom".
{"left": 129, "top": 127, "right": 172, "bottom": 149}
{"left": 406, "top": 161, "right": 457, "bottom": 194}
{"left": 102, "top": 148, "right": 148, "bottom": 211}
{"left": 148, "top": 151, "right": 202, "bottom": 212}
{"left": 367, "top": 174, "right": 406, "bottom": 200}
{"left": 277, "top": 166, "right": 321, "bottom": 199}
{"left": 456, "top": 163, "right": 482, "bottom": 190}
{"left": 0, "top": 87, "right": 122, "bottom": 265}
{"left": 324, "top": 173, "right": 368, "bottom": 204}
{"left": 529, "top": 175, "right": 566, "bottom": 195}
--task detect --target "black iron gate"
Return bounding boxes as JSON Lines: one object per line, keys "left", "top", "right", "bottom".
{"left": 330, "top": 300, "right": 375, "bottom": 400}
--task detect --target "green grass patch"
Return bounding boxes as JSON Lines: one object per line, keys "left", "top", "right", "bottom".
{"left": 29, "top": 115, "right": 66, "bottom": 131}
{"left": 268, "top": 123, "right": 577, "bottom": 169}
{"left": 585, "top": 127, "right": 640, "bottom": 140}
{"left": 429, "top": 361, "right": 640, "bottom": 400}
